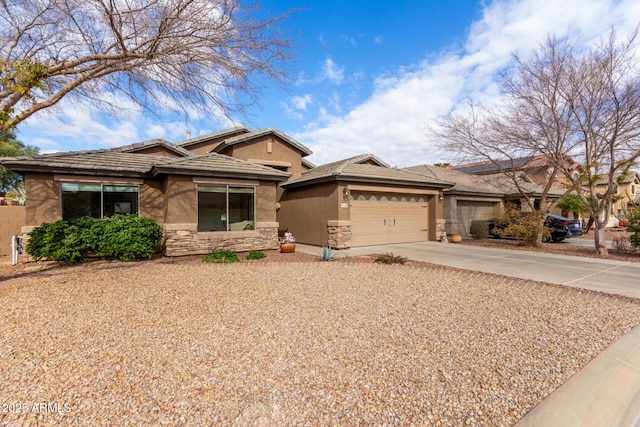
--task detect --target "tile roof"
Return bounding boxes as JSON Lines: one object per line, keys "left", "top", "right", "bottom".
{"left": 452, "top": 156, "right": 535, "bottom": 174}
{"left": 175, "top": 126, "right": 252, "bottom": 148}
{"left": 0, "top": 150, "right": 163, "bottom": 176}
{"left": 282, "top": 155, "right": 453, "bottom": 189}
{"left": 213, "top": 128, "right": 313, "bottom": 156}
{"left": 405, "top": 165, "right": 504, "bottom": 196}
{"left": 154, "top": 153, "right": 290, "bottom": 180}
{"left": 0, "top": 149, "right": 290, "bottom": 181}
{"left": 111, "top": 138, "right": 193, "bottom": 157}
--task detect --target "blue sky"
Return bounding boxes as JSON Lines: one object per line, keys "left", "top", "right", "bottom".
{"left": 15, "top": 0, "right": 640, "bottom": 167}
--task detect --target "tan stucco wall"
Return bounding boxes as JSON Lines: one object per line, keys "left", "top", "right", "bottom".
{"left": 223, "top": 135, "right": 307, "bottom": 181}
{"left": 0, "top": 205, "right": 26, "bottom": 255}
{"left": 139, "top": 179, "right": 165, "bottom": 223}
{"left": 24, "top": 172, "right": 60, "bottom": 225}
{"left": 164, "top": 175, "right": 198, "bottom": 224}
{"left": 278, "top": 182, "right": 339, "bottom": 246}
{"left": 179, "top": 140, "right": 223, "bottom": 155}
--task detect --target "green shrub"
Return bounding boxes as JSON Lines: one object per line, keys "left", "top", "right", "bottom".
{"left": 489, "top": 204, "right": 549, "bottom": 246}
{"left": 203, "top": 249, "right": 239, "bottom": 263}
{"left": 374, "top": 252, "right": 407, "bottom": 265}
{"left": 469, "top": 220, "right": 489, "bottom": 240}
{"left": 26, "top": 220, "right": 87, "bottom": 264}
{"left": 625, "top": 209, "right": 640, "bottom": 248}
{"left": 91, "top": 215, "right": 162, "bottom": 261}
{"left": 26, "top": 215, "right": 162, "bottom": 263}
{"left": 246, "top": 250, "right": 266, "bottom": 260}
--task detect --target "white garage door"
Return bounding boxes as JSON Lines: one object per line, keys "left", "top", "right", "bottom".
{"left": 456, "top": 201, "right": 497, "bottom": 238}
{"left": 350, "top": 193, "right": 429, "bottom": 247}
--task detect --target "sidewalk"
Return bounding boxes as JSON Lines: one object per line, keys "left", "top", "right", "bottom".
{"left": 296, "top": 241, "right": 640, "bottom": 426}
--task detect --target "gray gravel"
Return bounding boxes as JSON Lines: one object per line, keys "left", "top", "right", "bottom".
{"left": 1, "top": 262, "right": 639, "bottom": 426}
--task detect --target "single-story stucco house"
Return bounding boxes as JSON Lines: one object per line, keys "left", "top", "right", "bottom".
{"left": 0, "top": 127, "right": 459, "bottom": 255}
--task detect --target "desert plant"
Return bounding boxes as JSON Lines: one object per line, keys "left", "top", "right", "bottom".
{"left": 246, "top": 250, "right": 266, "bottom": 260}
{"left": 489, "top": 204, "right": 549, "bottom": 246}
{"left": 611, "top": 235, "right": 632, "bottom": 252}
{"left": 625, "top": 209, "right": 640, "bottom": 248}
{"left": 469, "top": 220, "right": 489, "bottom": 240}
{"left": 374, "top": 252, "right": 407, "bottom": 265}
{"left": 203, "top": 249, "right": 239, "bottom": 263}
{"left": 319, "top": 245, "right": 336, "bottom": 261}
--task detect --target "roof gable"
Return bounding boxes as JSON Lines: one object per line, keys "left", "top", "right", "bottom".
{"left": 283, "top": 155, "right": 453, "bottom": 189}
{"left": 112, "top": 139, "right": 192, "bottom": 157}
{"left": 176, "top": 126, "right": 252, "bottom": 154}
{"left": 213, "top": 128, "right": 313, "bottom": 157}
{"left": 452, "top": 156, "right": 535, "bottom": 175}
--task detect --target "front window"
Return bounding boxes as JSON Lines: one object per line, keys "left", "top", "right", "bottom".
{"left": 197, "top": 185, "right": 255, "bottom": 232}
{"left": 61, "top": 183, "right": 139, "bottom": 220}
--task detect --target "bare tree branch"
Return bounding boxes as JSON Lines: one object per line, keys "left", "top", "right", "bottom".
{"left": 0, "top": 0, "right": 294, "bottom": 130}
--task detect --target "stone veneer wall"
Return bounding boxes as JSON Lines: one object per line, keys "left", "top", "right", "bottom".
{"left": 436, "top": 219, "right": 447, "bottom": 242}
{"left": 327, "top": 220, "right": 352, "bottom": 249}
{"left": 164, "top": 222, "right": 279, "bottom": 257}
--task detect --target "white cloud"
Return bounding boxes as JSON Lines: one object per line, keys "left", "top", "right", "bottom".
{"left": 292, "top": 94, "right": 313, "bottom": 111}
{"left": 374, "top": 36, "right": 384, "bottom": 45}
{"left": 298, "top": 0, "right": 640, "bottom": 167}
{"left": 321, "top": 58, "right": 345, "bottom": 85}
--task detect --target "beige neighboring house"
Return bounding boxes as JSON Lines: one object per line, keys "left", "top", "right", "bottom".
{"left": 452, "top": 155, "right": 582, "bottom": 191}
{"left": 597, "top": 172, "right": 640, "bottom": 226}
{"left": 406, "top": 164, "right": 565, "bottom": 238}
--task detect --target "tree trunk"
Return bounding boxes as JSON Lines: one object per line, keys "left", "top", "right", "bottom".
{"left": 593, "top": 220, "right": 609, "bottom": 257}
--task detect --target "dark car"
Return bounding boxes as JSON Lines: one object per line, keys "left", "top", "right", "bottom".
{"left": 547, "top": 213, "right": 582, "bottom": 237}
{"left": 489, "top": 213, "right": 569, "bottom": 242}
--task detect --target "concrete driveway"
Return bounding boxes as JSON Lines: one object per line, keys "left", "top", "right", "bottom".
{"left": 297, "top": 241, "right": 640, "bottom": 299}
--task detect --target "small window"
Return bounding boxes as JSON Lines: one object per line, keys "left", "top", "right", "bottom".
{"left": 380, "top": 196, "right": 388, "bottom": 201}
{"left": 418, "top": 197, "right": 425, "bottom": 202}
{"left": 357, "top": 195, "right": 366, "bottom": 201}
{"left": 409, "top": 197, "right": 416, "bottom": 202}
{"left": 391, "top": 196, "right": 398, "bottom": 202}
{"left": 197, "top": 185, "right": 255, "bottom": 232}
{"left": 369, "top": 195, "right": 377, "bottom": 201}
{"left": 400, "top": 197, "right": 408, "bottom": 202}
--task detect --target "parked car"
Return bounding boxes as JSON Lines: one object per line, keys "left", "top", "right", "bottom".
{"left": 488, "top": 213, "right": 569, "bottom": 242}
{"left": 547, "top": 213, "right": 582, "bottom": 237}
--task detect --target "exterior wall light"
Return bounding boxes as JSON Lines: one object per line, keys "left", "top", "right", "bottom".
{"left": 343, "top": 187, "right": 350, "bottom": 200}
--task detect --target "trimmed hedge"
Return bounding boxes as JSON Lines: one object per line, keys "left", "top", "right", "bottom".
{"left": 26, "top": 215, "right": 163, "bottom": 264}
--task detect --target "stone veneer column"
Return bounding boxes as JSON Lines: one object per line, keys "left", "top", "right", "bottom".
{"left": 327, "top": 220, "right": 352, "bottom": 249}
{"left": 436, "top": 219, "right": 448, "bottom": 242}
{"left": 163, "top": 222, "right": 279, "bottom": 257}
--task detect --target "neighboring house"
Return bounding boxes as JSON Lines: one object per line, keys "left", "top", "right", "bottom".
{"left": 596, "top": 172, "right": 640, "bottom": 225}
{"left": 452, "top": 155, "right": 582, "bottom": 191}
{"left": 279, "top": 155, "right": 453, "bottom": 248}
{"left": 407, "top": 164, "right": 566, "bottom": 238}
{"left": 0, "top": 137, "right": 290, "bottom": 256}
{"left": 405, "top": 165, "right": 503, "bottom": 238}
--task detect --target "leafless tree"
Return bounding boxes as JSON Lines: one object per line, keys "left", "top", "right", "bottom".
{"left": 0, "top": 0, "right": 293, "bottom": 131}
{"left": 434, "top": 29, "right": 640, "bottom": 256}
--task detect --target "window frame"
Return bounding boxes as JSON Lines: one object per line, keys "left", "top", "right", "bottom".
{"left": 60, "top": 182, "right": 140, "bottom": 220}
{"left": 196, "top": 184, "right": 256, "bottom": 233}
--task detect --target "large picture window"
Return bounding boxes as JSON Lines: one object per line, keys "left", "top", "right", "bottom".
{"left": 61, "top": 183, "right": 139, "bottom": 220}
{"left": 198, "top": 185, "right": 255, "bottom": 232}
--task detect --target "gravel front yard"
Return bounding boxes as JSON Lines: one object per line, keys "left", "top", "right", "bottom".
{"left": 1, "top": 261, "right": 639, "bottom": 426}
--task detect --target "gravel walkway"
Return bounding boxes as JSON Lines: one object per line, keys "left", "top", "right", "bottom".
{"left": 1, "top": 262, "right": 639, "bottom": 426}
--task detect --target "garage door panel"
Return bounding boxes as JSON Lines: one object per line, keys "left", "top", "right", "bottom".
{"left": 350, "top": 199, "right": 429, "bottom": 247}
{"left": 456, "top": 201, "right": 497, "bottom": 238}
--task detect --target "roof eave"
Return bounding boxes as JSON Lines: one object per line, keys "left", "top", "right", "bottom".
{"left": 152, "top": 167, "right": 290, "bottom": 182}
